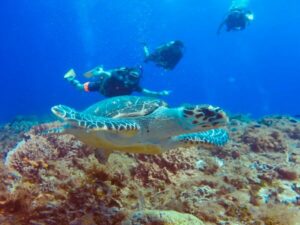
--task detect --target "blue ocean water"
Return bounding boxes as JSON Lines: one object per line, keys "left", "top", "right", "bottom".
{"left": 0, "top": 0, "right": 299, "bottom": 123}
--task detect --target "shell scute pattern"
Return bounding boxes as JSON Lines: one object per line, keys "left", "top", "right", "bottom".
{"left": 84, "top": 95, "right": 167, "bottom": 118}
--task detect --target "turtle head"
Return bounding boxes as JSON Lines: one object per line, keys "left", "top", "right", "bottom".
{"left": 51, "top": 105, "right": 75, "bottom": 120}
{"left": 180, "top": 104, "right": 228, "bottom": 131}
{"left": 51, "top": 105, "right": 85, "bottom": 127}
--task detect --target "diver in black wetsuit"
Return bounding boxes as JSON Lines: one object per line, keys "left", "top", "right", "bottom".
{"left": 64, "top": 66, "right": 170, "bottom": 97}
{"left": 143, "top": 40, "right": 184, "bottom": 70}
{"left": 217, "top": 8, "right": 254, "bottom": 34}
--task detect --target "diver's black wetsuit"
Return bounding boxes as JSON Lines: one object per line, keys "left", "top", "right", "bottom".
{"left": 84, "top": 68, "right": 142, "bottom": 97}
{"left": 226, "top": 10, "right": 247, "bottom": 31}
{"left": 145, "top": 41, "right": 184, "bottom": 70}
{"left": 148, "top": 46, "right": 183, "bottom": 70}
{"left": 217, "top": 8, "right": 253, "bottom": 34}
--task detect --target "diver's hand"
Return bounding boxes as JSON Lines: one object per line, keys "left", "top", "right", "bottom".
{"left": 159, "top": 90, "right": 172, "bottom": 96}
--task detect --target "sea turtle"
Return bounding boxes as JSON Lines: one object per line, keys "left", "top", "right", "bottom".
{"left": 51, "top": 96, "right": 229, "bottom": 159}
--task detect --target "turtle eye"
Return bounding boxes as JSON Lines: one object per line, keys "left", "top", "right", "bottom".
{"left": 51, "top": 105, "right": 74, "bottom": 119}
{"left": 51, "top": 105, "right": 67, "bottom": 118}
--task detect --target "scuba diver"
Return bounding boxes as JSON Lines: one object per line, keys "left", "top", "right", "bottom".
{"left": 64, "top": 66, "right": 171, "bottom": 97}
{"left": 143, "top": 40, "right": 184, "bottom": 70}
{"left": 217, "top": 8, "right": 254, "bottom": 34}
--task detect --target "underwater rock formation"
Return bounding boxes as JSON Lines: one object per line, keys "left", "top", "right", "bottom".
{"left": 0, "top": 115, "right": 300, "bottom": 224}
{"left": 122, "top": 210, "right": 205, "bottom": 225}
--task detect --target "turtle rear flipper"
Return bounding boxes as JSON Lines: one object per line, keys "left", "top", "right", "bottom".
{"left": 51, "top": 105, "right": 140, "bottom": 136}
{"left": 172, "top": 129, "right": 229, "bottom": 147}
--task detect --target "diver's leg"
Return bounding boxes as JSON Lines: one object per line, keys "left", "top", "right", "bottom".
{"left": 64, "top": 69, "right": 84, "bottom": 90}
{"left": 69, "top": 79, "right": 84, "bottom": 90}
{"left": 66, "top": 79, "right": 102, "bottom": 92}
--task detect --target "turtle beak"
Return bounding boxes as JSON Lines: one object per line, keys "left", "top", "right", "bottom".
{"left": 51, "top": 105, "right": 67, "bottom": 119}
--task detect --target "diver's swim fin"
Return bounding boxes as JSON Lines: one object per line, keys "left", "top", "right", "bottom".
{"left": 64, "top": 68, "right": 76, "bottom": 80}
{"left": 84, "top": 66, "right": 104, "bottom": 78}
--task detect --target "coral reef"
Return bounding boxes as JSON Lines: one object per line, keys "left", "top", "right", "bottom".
{"left": 0, "top": 116, "right": 51, "bottom": 159}
{"left": 0, "top": 115, "right": 300, "bottom": 224}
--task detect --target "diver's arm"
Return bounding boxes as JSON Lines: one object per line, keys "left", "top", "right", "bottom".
{"left": 66, "top": 78, "right": 84, "bottom": 91}
{"left": 142, "top": 42, "right": 150, "bottom": 58}
{"left": 96, "top": 71, "right": 111, "bottom": 78}
{"left": 217, "top": 20, "right": 226, "bottom": 35}
{"left": 140, "top": 88, "right": 171, "bottom": 97}
{"left": 84, "top": 66, "right": 110, "bottom": 78}
{"left": 64, "top": 69, "right": 84, "bottom": 91}
{"left": 143, "top": 43, "right": 150, "bottom": 58}
{"left": 143, "top": 45, "right": 150, "bottom": 58}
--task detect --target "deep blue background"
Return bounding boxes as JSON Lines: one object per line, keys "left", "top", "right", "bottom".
{"left": 1, "top": 0, "right": 299, "bottom": 123}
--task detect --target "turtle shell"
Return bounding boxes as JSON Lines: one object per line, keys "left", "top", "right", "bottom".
{"left": 84, "top": 95, "right": 167, "bottom": 118}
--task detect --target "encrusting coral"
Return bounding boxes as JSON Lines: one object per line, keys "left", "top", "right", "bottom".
{"left": 0, "top": 116, "right": 49, "bottom": 160}
{"left": 0, "top": 115, "right": 299, "bottom": 224}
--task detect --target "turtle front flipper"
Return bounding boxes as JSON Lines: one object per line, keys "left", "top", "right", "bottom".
{"left": 171, "top": 129, "right": 229, "bottom": 147}
{"left": 51, "top": 105, "right": 140, "bottom": 136}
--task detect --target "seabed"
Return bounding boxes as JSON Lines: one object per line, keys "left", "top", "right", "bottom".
{"left": 0, "top": 115, "right": 299, "bottom": 225}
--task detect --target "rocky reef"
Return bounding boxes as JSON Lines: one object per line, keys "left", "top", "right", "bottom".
{"left": 0, "top": 115, "right": 300, "bottom": 225}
